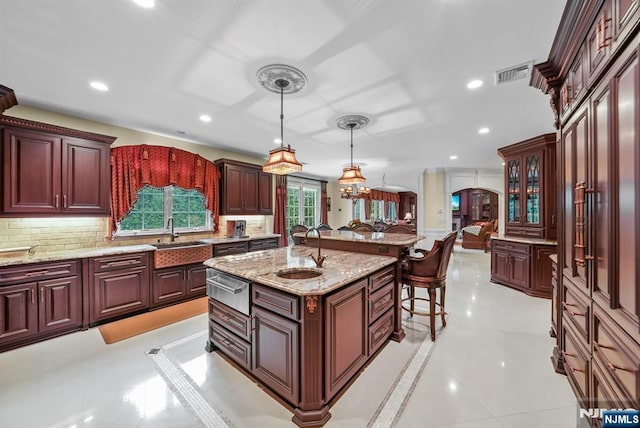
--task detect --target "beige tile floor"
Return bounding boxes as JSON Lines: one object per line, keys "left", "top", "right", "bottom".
{"left": 0, "top": 247, "right": 586, "bottom": 428}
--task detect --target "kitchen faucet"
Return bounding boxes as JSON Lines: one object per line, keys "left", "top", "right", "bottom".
{"left": 167, "top": 217, "right": 179, "bottom": 242}
{"left": 304, "top": 227, "right": 327, "bottom": 268}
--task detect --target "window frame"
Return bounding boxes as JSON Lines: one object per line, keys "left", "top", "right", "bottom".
{"left": 115, "top": 185, "right": 213, "bottom": 237}
{"left": 286, "top": 177, "right": 321, "bottom": 231}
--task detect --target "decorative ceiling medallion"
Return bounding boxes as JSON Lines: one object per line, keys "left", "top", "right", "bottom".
{"left": 256, "top": 64, "right": 307, "bottom": 94}
{"left": 336, "top": 115, "right": 369, "bottom": 130}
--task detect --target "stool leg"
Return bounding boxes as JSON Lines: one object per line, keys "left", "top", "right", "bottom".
{"left": 409, "top": 286, "right": 415, "bottom": 317}
{"left": 429, "top": 288, "right": 436, "bottom": 341}
{"left": 440, "top": 286, "right": 447, "bottom": 327}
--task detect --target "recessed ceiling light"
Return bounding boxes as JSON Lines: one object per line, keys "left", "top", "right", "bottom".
{"left": 478, "top": 127, "right": 490, "bottom": 134}
{"left": 133, "top": 0, "right": 155, "bottom": 8}
{"left": 449, "top": 155, "right": 458, "bottom": 160}
{"left": 199, "top": 114, "right": 212, "bottom": 122}
{"left": 273, "top": 138, "right": 282, "bottom": 145}
{"left": 89, "top": 81, "right": 109, "bottom": 92}
{"left": 467, "top": 79, "right": 483, "bottom": 89}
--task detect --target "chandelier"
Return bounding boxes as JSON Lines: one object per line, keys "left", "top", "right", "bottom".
{"left": 336, "top": 115, "right": 370, "bottom": 200}
{"left": 258, "top": 65, "right": 306, "bottom": 175}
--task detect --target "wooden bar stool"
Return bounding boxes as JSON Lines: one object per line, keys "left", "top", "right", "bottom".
{"left": 401, "top": 231, "right": 457, "bottom": 341}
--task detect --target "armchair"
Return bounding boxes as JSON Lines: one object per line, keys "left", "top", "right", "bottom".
{"left": 461, "top": 219, "right": 496, "bottom": 250}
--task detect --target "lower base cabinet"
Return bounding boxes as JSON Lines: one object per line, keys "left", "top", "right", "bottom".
{"left": 0, "top": 260, "right": 81, "bottom": 351}
{"left": 490, "top": 238, "right": 556, "bottom": 298}
{"left": 152, "top": 263, "right": 206, "bottom": 307}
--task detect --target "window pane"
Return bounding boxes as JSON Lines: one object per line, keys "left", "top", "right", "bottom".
{"left": 172, "top": 187, "right": 207, "bottom": 229}
{"left": 120, "top": 186, "right": 165, "bottom": 230}
{"left": 303, "top": 188, "right": 317, "bottom": 226}
{"left": 287, "top": 186, "right": 300, "bottom": 230}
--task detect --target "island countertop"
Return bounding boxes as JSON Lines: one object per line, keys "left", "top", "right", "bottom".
{"left": 203, "top": 246, "right": 396, "bottom": 296}
{"left": 293, "top": 229, "right": 424, "bottom": 246}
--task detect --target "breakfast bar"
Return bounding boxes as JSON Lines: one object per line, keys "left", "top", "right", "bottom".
{"left": 203, "top": 246, "right": 398, "bottom": 427}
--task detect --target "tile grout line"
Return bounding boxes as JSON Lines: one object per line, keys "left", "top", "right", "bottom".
{"left": 367, "top": 323, "right": 442, "bottom": 428}
{"left": 147, "top": 347, "right": 234, "bottom": 428}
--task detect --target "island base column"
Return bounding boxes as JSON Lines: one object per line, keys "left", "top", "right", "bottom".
{"left": 390, "top": 258, "right": 406, "bottom": 342}
{"left": 293, "top": 295, "right": 331, "bottom": 427}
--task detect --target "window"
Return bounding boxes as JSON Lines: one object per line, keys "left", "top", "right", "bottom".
{"left": 370, "top": 200, "right": 385, "bottom": 221}
{"left": 353, "top": 199, "right": 365, "bottom": 221}
{"left": 286, "top": 178, "right": 321, "bottom": 234}
{"left": 387, "top": 201, "right": 398, "bottom": 221}
{"left": 118, "top": 185, "right": 212, "bottom": 235}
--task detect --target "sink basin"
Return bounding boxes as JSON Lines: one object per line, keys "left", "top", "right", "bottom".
{"left": 276, "top": 268, "right": 322, "bottom": 280}
{"left": 153, "top": 242, "right": 212, "bottom": 268}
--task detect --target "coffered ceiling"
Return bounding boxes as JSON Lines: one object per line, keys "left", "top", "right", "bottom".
{"left": 0, "top": 0, "right": 566, "bottom": 191}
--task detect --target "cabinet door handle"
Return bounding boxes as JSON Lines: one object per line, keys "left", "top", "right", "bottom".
{"left": 562, "top": 301, "right": 586, "bottom": 317}
{"left": 30, "top": 288, "right": 35, "bottom": 305}
{"left": 40, "top": 287, "right": 44, "bottom": 302}
{"left": 55, "top": 194, "right": 59, "bottom": 208}
{"left": 63, "top": 194, "right": 67, "bottom": 208}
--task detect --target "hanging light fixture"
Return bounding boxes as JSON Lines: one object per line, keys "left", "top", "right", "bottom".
{"left": 257, "top": 65, "right": 306, "bottom": 175}
{"left": 336, "top": 115, "right": 371, "bottom": 200}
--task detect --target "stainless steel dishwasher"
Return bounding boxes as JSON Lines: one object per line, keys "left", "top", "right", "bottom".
{"left": 206, "top": 269, "right": 250, "bottom": 315}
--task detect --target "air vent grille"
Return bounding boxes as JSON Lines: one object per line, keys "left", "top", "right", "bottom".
{"left": 495, "top": 61, "right": 534, "bottom": 85}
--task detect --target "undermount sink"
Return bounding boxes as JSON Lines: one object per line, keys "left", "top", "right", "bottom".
{"left": 276, "top": 268, "right": 323, "bottom": 280}
{"left": 153, "top": 241, "right": 212, "bottom": 268}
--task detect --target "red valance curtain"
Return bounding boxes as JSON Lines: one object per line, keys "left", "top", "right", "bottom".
{"left": 320, "top": 181, "right": 328, "bottom": 224}
{"left": 274, "top": 175, "right": 288, "bottom": 247}
{"left": 367, "top": 189, "right": 400, "bottom": 203}
{"left": 110, "top": 145, "right": 220, "bottom": 236}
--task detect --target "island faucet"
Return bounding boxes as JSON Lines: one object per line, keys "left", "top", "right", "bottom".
{"left": 167, "top": 216, "right": 179, "bottom": 242}
{"left": 304, "top": 227, "right": 327, "bottom": 268}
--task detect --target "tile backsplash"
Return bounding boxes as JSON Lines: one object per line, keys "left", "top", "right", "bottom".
{"left": 0, "top": 215, "right": 271, "bottom": 255}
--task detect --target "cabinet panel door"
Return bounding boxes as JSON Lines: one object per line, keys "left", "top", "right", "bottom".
{"left": 242, "top": 167, "right": 259, "bottom": 212}
{"left": 252, "top": 306, "right": 299, "bottom": 404}
{"left": 223, "top": 165, "right": 244, "bottom": 213}
{"left": 2, "top": 128, "right": 61, "bottom": 213}
{"left": 186, "top": 265, "right": 206, "bottom": 296}
{"left": 324, "top": 278, "right": 367, "bottom": 400}
{"left": 62, "top": 138, "right": 110, "bottom": 214}
{"left": 510, "top": 253, "right": 530, "bottom": 289}
{"left": 91, "top": 267, "right": 149, "bottom": 323}
{"left": 532, "top": 246, "right": 555, "bottom": 295}
{"left": 152, "top": 268, "right": 186, "bottom": 306}
{"left": 258, "top": 172, "right": 273, "bottom": 214}
{"left": 39, "top": 276, "right": 81, "bottom": 333}
{"left": 491, "top": 250, "right": 510, "bottom": 283}
{"left": 0, "top": 283, "right": 37, "bottom": 343}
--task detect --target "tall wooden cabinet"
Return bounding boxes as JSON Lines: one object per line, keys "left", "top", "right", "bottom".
{"left": 491, "top": 134, "right": 557, "bottom": 298}
{"left": 532, "top": 0, "right": 640, "bottom": 424}
{"left": 0, "top": 116, "right": 115, "bottom": 216}
{"left": 216, "top": 159, "right": 273, "bottom": 215}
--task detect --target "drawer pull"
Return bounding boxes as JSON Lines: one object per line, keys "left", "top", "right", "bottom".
{"left": 376, "top": 274, "right": 394, "bottom": 285}
{"left": 594, "top": 342, "right": 633, "bottom": 372}
{"left": 40, "top": 287, "right": 44, "bottom": 302}
{"left": 562, "top": 352, "right": 585, "bottom": 373}
{"left": 376, "top": 295, "right": 392, "bottom": 307}
{"left": 104, "top": 260, "right": 139, "bottom": 267}
{"left": 24, "top": 270, "right": 49, "bottom": 277}
{"left": 562, "top": 302, "right": 586, "bottom": 317}
{"left": 30, "top": 288, "right": 35, "bottom": 304}
{"left": 374, "top": 324, "right": 392, "bottom": 340}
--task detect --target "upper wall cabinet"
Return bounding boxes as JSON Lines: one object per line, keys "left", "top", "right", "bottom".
{"left": 216, "top": 159, "right": 273, "bottom": 215}
{"left": 1, "top": 116, "right": 115, "bottom": 216}
{"left": 498, "top": 133, "right": 556, "bottom": 240}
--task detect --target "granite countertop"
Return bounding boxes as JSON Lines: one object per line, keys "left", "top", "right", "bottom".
{"left": 490, "top": 234, "right": 558, "bottom": 245}
{"left": 198, "top": 233, "right": 280, "bottom": 244}
{"left": 203, "top": 246, "right": 396, "bottom": 296}
{"left": 0, "top": 234, "right": 282, "bottom": 267}
{"left": 293, "top": 230, "right": 424, "bottom": 246}
{"left": 0, "top": 244, "right": 158, "bottom": 267}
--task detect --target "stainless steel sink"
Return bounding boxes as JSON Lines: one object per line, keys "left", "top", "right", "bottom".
{"left": 153, "top": 241, "right": 212, "bottom": 268}
{"left": 276, "top": 268, "right": 322, "bottom": 280}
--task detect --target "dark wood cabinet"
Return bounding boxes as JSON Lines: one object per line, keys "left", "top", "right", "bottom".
{"left": 0, "top": 260, "right": 81, "bottom": 351}
{"left": 216, "top": 158, "right": 273, "bottom": 215}
{"left": 532, "top": 1, "right": 640, "bottom": 423}
{"left": 89, "top": 252, "right": 150, "bottom": 324}
{"left": 152, "top": 262, "right": 206, "bottom": 307}
{"left": 498, "top": 133, "right": 556, "bottom": 240}
{"left": 398, "top": 191, "right": 417, "bottom": 220}
{"left": 1, "top": 116, "right": 114, "bottom": 216}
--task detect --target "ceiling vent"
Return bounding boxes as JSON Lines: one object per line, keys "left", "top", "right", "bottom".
{"left": 495, "top": 61, "right": 534, "bottom": 85}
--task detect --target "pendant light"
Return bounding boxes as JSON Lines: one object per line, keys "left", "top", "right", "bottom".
{"left": 257, "top": 65, "right": 306, "bottom": 175}
{"left": 336, "top": 115, "right": 371, "bottom": 199}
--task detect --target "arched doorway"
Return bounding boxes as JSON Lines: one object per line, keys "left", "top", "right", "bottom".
{"left": 451, "top": 188, "right": 499, "bottom": 232}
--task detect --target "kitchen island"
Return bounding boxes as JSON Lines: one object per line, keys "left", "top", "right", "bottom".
{"left": 203, "top": 246, "right": 398, "bottom": 427}
{"left": 293, "top": 229, "right": 424, "bottom": 342}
